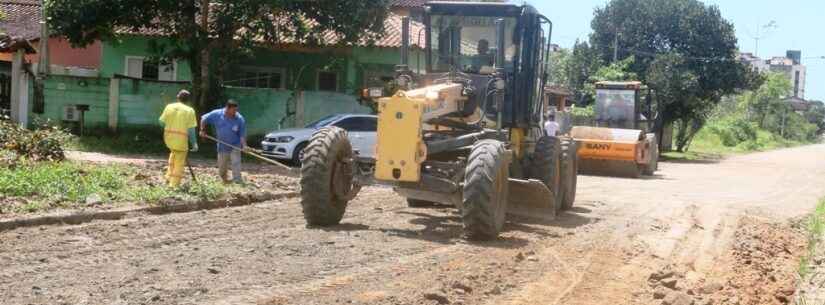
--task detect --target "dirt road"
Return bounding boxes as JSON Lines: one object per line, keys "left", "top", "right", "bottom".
{"left": 2, "top": 144, "right": 824, "bottom": 305}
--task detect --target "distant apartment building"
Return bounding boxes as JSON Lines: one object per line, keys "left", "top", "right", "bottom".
{"left": 740, "top": 50, "right": 807, "bottom": 99}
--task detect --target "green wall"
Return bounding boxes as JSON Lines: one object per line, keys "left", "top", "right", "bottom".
{"left": 34, "top": 75, "right": 111, "bottom": 129}
{"left": 101, "top": 35, "right": 193, "bottom": 81}
{"left": 33, "top": 40, "right": 415, "bottom": 136}
{"left": 222, "top": 86, "right": 371, "bottom": 136}
{"left": 117, "top": 78, "right": 188, "bottom": 127}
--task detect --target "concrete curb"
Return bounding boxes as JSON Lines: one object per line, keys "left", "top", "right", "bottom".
{"left": 0, "top": 191, "right": 299, "bottom": 232}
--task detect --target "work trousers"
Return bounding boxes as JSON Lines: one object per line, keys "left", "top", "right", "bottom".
{"left": 218, "top": 149, "right": 243, "bottom": 183}
{"left": 166, "top": 150, "right": 188, "bottom": 187}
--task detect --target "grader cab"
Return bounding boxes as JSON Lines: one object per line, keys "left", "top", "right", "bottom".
{"left": 571, "top": 81, "right": 660, "bottom": 178}
{"left": 299, "top": 1, "right": 577, "bottom": 240}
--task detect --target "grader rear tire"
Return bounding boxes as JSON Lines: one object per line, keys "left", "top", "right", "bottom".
{"left": 462, "top": 140, "right": 510, "bottom": 240}
{"left": 529, "top": 136, "right": 563, "bottom": 207}
{"left": 559, "top": 139, "right": 578, "bottom": 211}
{"left": 300, "top": 127, "right": 355, "bottom": 226}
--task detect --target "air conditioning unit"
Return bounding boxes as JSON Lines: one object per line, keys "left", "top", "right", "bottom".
{"left": 63, "top": 105, "right": 79, "bottom": 122}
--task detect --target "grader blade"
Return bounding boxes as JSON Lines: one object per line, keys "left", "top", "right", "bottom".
{"left": 507, "top": 178, "right": 557, "bottom": 220}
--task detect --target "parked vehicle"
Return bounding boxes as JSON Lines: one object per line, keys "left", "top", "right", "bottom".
{"left": 260, "top": 114, "right": 377, "bottom": 164}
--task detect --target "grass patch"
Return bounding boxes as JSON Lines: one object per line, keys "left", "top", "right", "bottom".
{"left": 65, "top": 128, "right": 270, "bottom": 164}
{"left": 667, "top": 127, "right": 811, "bottom": 163}
{"left": 799, "top": 198, "right": 825, "bottom": 279}
{"left": 0, "top": 161, "right": 243, "bottom": 214}
{"left": 67, "top": 130, "right": 167, "bottom": 156}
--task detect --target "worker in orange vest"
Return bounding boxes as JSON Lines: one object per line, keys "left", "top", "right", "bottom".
{"left": 158, "top": 89, "right": 199, "bottom": 187}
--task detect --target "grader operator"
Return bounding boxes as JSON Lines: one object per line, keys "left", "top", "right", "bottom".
{"left": 298, "top": 2, "right": 578, "bottom": 240}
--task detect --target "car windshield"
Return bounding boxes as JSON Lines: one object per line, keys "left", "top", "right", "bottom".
{"left": 429, "top": 14, "right": 517, "bottom": 73}
{"left": 304, "top": 115, "right": 341, "bottom": 129}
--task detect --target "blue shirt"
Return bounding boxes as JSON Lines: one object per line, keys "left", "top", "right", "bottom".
{"left": 202, "top": 108, "right": 246, "bottom": 153}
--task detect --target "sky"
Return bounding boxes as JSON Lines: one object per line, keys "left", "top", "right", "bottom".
{"left": 530, "top": 0, "right": 825, "bottom": 101}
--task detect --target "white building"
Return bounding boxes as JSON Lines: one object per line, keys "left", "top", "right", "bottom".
{"left": 740, "top": 50, "right": 807, "bottom": 99}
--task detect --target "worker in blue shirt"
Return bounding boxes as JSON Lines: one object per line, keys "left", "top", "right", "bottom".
{"left": 199, "top": 99, "right": 246, "bottom": 183}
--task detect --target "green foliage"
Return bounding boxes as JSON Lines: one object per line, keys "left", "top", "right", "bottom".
{"left": 589, "top": 56, "right": 638, "bottom": 83}
{"left": 799, "top": 198, "right": 825, "bottom": 279}
{"left": 0, "top": 117, "right": 73, "bottom": 164}
{"left": 590, "top": 0, "right": 758, "bottom": 150}
{"left": 805, "top": 102, "right": 825, "bottom": 135}
{"left": 570, "top": 104, "right": 595, "bottom": 118}
{"left": 66, "top": 128, "right": 167, "bottom": 155}
{"left": 740, "top": 73, "right": 792, "bottom": 128}
{"left": 0, "top": 162, "right": 127, "bottom": 202}
{"left": 0, "top": 161, "right": 239, "bottom": 213}
{"left": 579, "top": 56, "right": 639, "bottom": 101}
{"left": 705, "top": 115, "right": 758, "bottom": 147}
{"left": 46, "top": 0, "right": 392, "bottom": 111}
{"left": 548, "top": 41, "right": 603, "bottom": 104}
{"left": 591, "top": 0, "right": 754, "bottom": 98}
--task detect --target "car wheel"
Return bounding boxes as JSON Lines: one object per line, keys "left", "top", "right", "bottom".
{"left": 292, "top": 142, "right": 308, "bottom": 165}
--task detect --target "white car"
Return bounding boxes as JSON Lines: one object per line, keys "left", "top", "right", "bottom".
{"left": 260, "top": 114, "right": 377, "bottom": 164}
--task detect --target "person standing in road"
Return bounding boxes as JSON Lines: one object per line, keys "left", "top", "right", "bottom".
{"left": 200, "top": 99, "right": 247, "bottom": 184}
{"left": 544, "top": 112, "right": 560, "bottom": 137}
{"left": 159, "top": 89, "right": 199, "bottom": 188}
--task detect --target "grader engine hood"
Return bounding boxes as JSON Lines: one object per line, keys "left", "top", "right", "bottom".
{"left": 374, "top": 83, "right": 466, "bottom": 182}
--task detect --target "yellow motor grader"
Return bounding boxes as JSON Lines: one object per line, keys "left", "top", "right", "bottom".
{"left": 571, "top": 81, "right": 660, "bottom": 178}
{"left": 298, "top": 1, "right": 578, "bottom": 240}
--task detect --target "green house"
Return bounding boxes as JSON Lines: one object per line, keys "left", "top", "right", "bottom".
{"left": 0, "top": 0, "right": 426, "bottom": 137}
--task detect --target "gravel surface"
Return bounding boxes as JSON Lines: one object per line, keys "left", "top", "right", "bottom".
{"left": 2, "top": 144, "right": 825, "bottom": 305}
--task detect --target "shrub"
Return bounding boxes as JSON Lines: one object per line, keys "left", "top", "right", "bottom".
{"left": 0, "top": 116, "right": 72, "bottom": 163}
{"left": 706, "top": 116, "right": 758, "bottom": 147}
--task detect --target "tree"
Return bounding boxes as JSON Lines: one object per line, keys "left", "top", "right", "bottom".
{"left": 739, "top": 72, "right": 791, "bottom": 129}
{"left": 547, "top": 40, "right": 603, "bottom": 105}
{"left": 805, "top": 102, "right": 825, "bottom": 135}
{"left": 46, "top": 0, "right": 390, "bottom": 112}
{"left": 645, "top": 53, "right": 703, "bottom": 151}
{"left": 589, "top": 0, "right": 757, "bottom": 148}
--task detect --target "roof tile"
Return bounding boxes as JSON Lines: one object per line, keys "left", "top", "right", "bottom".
{"left": 0, "top": 0, "right": 42, "bottom": 39}
{"left": 390, "top": 0, "right": 429, "bottom": 8}
{"left": 1, "top": 1, "right": 423, "bottom": 49}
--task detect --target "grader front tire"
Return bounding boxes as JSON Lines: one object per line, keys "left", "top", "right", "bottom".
{"left": 462, "top": 140, "right": 510, "bottom": 241}
{"left": 300, "top": 127, "right": 355, "bottom": 226}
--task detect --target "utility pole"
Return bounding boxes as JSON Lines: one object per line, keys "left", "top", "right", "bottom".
{"left": 38, "top": 0, "right": 48, "bottom": 75}
{"left": 613, "top": 30, "right": 619, "bottom": 63}
{"left": 749, "top": 20, "right": 777, "bottom": 56}
{"left": 199, "top": 0, "right": 210, "bottom": 112}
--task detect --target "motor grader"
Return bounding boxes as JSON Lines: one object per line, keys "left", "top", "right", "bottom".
{"left": 299, "top": 1, "right": 577, "bottom": 240}
{"left": 571, "top": 81, "right": 660, "bottom": 178}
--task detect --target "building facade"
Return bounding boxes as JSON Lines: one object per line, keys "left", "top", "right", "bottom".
{"left": 0, "top": 0, "right": 426, "bottom": 136}
{"left": 740, "top": 50, "right": 807, "bottom": 99}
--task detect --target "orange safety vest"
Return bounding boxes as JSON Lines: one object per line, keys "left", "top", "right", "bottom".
{"left": 159, "top": 102, "right": 197, "bottom": 151}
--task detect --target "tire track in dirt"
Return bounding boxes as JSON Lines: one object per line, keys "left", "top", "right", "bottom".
{"left": 495, "top": 144, "right": 825, "bottom": 305}
{"left": 2, "top": 145, "right": 824, "bottom": 305}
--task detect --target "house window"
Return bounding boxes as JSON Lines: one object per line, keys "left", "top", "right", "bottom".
{"left": 363, "top": 69, "right": 395, "bottom": 88}
{"left": 125, "top": 56, "right": 176, "bottom": 81}
{"left": 236, "top": 67, "right": 286, "bottom": 89}
{"left": 317, "top": 71, "right": 338, "bottom": 92}
{"left": 794, "top": 70, "right": 801, "bottom": 97}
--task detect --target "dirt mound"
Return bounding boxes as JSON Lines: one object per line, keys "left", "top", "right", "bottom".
{"left": 646, "top": 217, "right": 805, "bottom": 305}
{"left": 710, "top": 217, "right": 804, "bottom": 305}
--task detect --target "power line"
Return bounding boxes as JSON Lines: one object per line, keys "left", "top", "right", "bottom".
{"left": 619, "top": 47, "right": 743, "bottom": 63}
